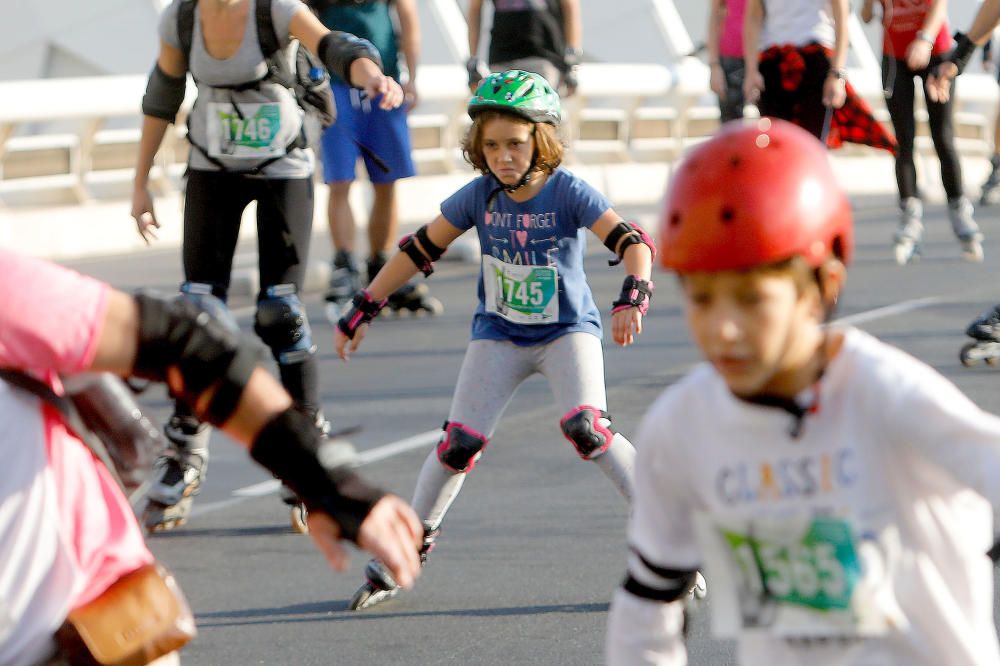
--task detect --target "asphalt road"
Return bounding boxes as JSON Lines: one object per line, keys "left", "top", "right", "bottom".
{"left": 61, "top": 194, "right": 1000, "bottom": 665}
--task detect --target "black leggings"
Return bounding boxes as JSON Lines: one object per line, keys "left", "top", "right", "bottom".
{"left": 882, "top": 55, "right": 962, "bottom": 201}
{"left": 182, "top": 169, "right": 320, "bottom": 412}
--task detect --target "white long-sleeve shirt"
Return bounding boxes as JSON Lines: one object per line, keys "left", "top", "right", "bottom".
{"left": 608, "top": 327, "right": 1000, "bottom": 666}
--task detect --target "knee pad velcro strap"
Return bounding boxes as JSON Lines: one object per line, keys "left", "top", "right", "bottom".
{"left": 560, "top": 405, "right": 617, "bottom": 460}
{"left": 436, "top": 421, "right": 489, "bottom": 473}
{"left": 254, "top": 284, "right": 317, "bottom": 365}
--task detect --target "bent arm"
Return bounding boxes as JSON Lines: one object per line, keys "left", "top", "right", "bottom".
{"left": 366, "top": 216, "right": 466, "bottom": 300}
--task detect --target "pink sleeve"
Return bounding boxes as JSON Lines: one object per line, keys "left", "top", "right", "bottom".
{"left": 0, "top": 250, "right": 110, "bottom": 373}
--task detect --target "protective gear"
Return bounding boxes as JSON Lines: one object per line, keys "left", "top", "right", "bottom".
{"left": 254, "top": 284, "right": 317, "bottom": 365}
{"left": 948, "top": 32, "right": 977, "bottom": 76}
{"left": 141, "top": 64, "right": 187, "bottom": 122}
{"left": 603, "top": 220, "right": 657, "bottom": 266}
{"left": 250, "top": 406, "right": 386, "bottom": 543}
{"left": 133, "top": 292, "right": 260, "bottom": 425}
{"left": 337, "top": 289, "right": 388, "bottom": 339}
{"left": 660, "top": 119, "right": 853, "bottom": 272}
{"left": 560, "top": 405, "right": 617, "bottom": 460}
{"left": 317, "top": 30, "right": 382, "bottom": 84}
{"left": 436, "top": 421, "right": 489, "bottom": 473}
{"left": 468, "top": 70, "right": 562, "bottom": 126}
{"left": 611, "top": 276, "right": 653, "bottom": 316}
{"left": 399, "top": 225, "right": 446, "bottom": 277}
{"left": 623, "top": 548, "right": 701, "bottom": 603}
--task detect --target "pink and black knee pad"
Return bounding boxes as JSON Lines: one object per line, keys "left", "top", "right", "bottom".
{"left": 560, "top": 405, "right": 617, "bottom": 460}
{"left": 436, "top": 421, "right": 489, "bottom": 473}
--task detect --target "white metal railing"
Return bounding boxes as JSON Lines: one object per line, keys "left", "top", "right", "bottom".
{"left": 1, "top": 61, "right": 996, "bottom": 207}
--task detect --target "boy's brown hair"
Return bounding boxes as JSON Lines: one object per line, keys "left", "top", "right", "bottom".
{"left": 462, "top": 110, "right": 564, "bottom": 176}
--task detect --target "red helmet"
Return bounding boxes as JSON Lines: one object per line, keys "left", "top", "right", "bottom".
{"left": 660, "top": 118, "right": 852, "bottom": 272}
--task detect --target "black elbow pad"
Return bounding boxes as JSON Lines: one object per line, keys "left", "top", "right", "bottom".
{"left": 318, "top": 31, "right": 383, "bottom": 85}
{"left": 141, "top": 64, "right": 187, "bottom": 122}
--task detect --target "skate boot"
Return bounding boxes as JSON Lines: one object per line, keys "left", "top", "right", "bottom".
{"left": 142, "top": 414, "right": 209, "bottom": 533}
{"left": 892, "top": 197, "right": 924, "bottom": 265}
{"left": 960, "top": 305, "right": 1000, "bottom": 366}
{"left": 367, "top": 252, "right": 443, "bottom": 316}
{"left": 981, "top": 154, "right": 1000, "bottom": 206}
{"left": 349, "top": 523, "right": 439, "bottom": 611}
{"left": 948, "top": 196, "right": 984, "bottom": 263}
{"left": 324, "top": 250, "right": 360, "bottom": 324}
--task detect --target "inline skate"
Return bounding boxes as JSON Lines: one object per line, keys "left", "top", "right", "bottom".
{"left": 948, "top": 197, "right": 984, "bottom": 263}
{"left": 349, "top": 523, "right": 439, "bottom": 611}
{"left": 960, "top": 305, "right": 1000, "bottom": 367}
{"left": 324, "top": 250, "right": 361, "bottom": 324}
{"left": 980, "top": 154, "right": 1000, "bottom": 206}
{"left": 142, "top": 412, "right": 210, "bottom": 533}
{"left": 892, "top": 197, "right": 923, "bottom": 266}
{"left": 367, "top": 253, "right": 443, "bottom": 316}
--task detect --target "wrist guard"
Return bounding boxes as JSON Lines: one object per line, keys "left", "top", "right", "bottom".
{"left": 133, "top": 292, "right": 261, "bottom": 424}
{"left": 612, "top": 275, "right": 653, "bottom": 316}
{"left": 950, "top": 32, "right": 977, "bottom": 75}
{"left": 399, "top": 225, "right": 446, "bottom": 277}
{"left": 603, "top": 221, "right": 657, "bottom": 266}
{"left": 319, "top": 31, "right": 383, "bottom": 85}
{"left": 337, "top": 289, "right": 387, "bottom": 339}
{"left": 466, "top": 56, "right": 486, "bottom": 87}
{"left": 251, "top": 407, "right": 385, "bottom": 542}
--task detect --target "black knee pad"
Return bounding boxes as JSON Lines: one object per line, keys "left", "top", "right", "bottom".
{"left": 560, "top": 405, "right": 617, "bottom": 460}
{"left": 436, "top": 421, "right": 489, "bottom": 473}
{"left": 254, "top": 284, "right": 316, "bottom": 365}
{"left": 179, "top": 282, "right": 237, "bottom": 331}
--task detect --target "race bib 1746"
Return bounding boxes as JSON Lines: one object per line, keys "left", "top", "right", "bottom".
{"left": 205, "top": 102, "right": 285, "bottom": 160}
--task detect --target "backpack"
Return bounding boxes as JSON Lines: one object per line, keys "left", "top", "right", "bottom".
{"left": 176, "top": 0, "right": 336, "bottom": 172}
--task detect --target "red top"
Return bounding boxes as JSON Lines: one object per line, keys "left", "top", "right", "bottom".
{"left": 882, "top": 0, "right": 951, "bottom": 58}
{"left": 719, "top": 0, "right": 746, "bottom": 58}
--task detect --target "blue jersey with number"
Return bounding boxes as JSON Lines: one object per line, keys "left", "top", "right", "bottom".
{"left": 440, "top": 168, "right": 609, "bottom": 346}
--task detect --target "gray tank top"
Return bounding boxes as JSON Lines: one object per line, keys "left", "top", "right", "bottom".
{"left": 159, "top": 0, "right": 313, "bottom": 178}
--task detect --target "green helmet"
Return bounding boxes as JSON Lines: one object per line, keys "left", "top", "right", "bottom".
{"left": 468, "top": 70, "right": 561, "bottom": 126}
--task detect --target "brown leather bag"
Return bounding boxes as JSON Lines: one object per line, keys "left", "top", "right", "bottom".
{"left": 55, "top": 564, "right": 196, "bottom": 666}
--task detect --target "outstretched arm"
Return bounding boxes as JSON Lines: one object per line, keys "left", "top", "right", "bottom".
{"left": 591, "top": 211, "right": 654, "bottom": 347}
{"left": 87, "top": 285, "right": 423, "bottom": 585}
{"left": 335, "top": 216, "right": 465, "bottom": 360}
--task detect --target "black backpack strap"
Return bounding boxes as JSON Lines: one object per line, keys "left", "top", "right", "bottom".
{"left": 177, "top": 0, "right": 197, "bottom": 62}
{"left": 0, "top": 369, "right": 127, "bottom": 493}
{"left": 256, "top": 0, "right": 280, "bottom": 58}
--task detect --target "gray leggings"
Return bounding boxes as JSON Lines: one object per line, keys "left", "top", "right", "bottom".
{"left": 412, "top": 333, "right": 636, "bottom": 530}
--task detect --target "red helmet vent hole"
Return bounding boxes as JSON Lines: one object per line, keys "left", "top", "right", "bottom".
{"left": 720, "top": 207, "right": 735, "bottom": 224}
{"left": 669, "top": 212, "right": 681, "bottom": 227}
{"left": 729, "top": 155, "right": 742, "bottom": 168}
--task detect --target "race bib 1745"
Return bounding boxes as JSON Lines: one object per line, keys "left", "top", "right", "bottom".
{"left": 482, "top": 255, "right": 558, "bottom": 324}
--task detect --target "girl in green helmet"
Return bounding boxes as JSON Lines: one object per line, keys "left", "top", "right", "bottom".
{"left": 334, "top": 70, "right": 657, "bottom": 610}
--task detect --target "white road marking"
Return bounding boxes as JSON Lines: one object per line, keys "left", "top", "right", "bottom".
{"left": 190, "top": 297, "right": 945, "bottom": 518}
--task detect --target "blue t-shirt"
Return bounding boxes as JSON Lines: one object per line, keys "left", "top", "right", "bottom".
{"left": 440, "top": 168, "right": 610, "bottom": 346}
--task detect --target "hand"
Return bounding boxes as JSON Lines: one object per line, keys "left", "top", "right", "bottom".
{"left": 926, "top": 61, "right": 957, "bottom": 103}
{"left": 131, "top": 186, "right": 160, "bottom": 245}
{"left": 822, "top": 75, "right": 847, "bottom": 109}
{"left": 905, "top": 39, "right": 932, "bottom": 71}
{"left": 743, "top": 68, "right": 764, "bottom": 106}
{"left": 860, "top": 1, "right": 874, "bottom": 24}
{"left": 709, "top": 63, "right": 727, "bottom": 99}
{"left": 335, "top": 324, "right": 368, "bottom": 361}
{"left": 562, "top": 66, "right": 579, "bottom": 97}
{"left": 355, "top": 495, "right": 424, "bottom": 590}
{"left": 611, "top": 307, "right": 643, "bottom": 347}
{"left": 306, "top": 495, "right": 424, "bottom": 589}
{"left": 402, "top": 79, "right": 418, "bottom": 111}
{"left": 350, "top": 59, "right": 404, "bottom": 110}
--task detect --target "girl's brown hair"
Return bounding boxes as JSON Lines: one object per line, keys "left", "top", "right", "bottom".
{"left": 461, "top": 110, "right": 564, "bottom": 176}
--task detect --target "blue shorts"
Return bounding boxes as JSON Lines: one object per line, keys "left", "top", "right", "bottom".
{"left": 320, "top": 80, "right": 416, "bottom": 184}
